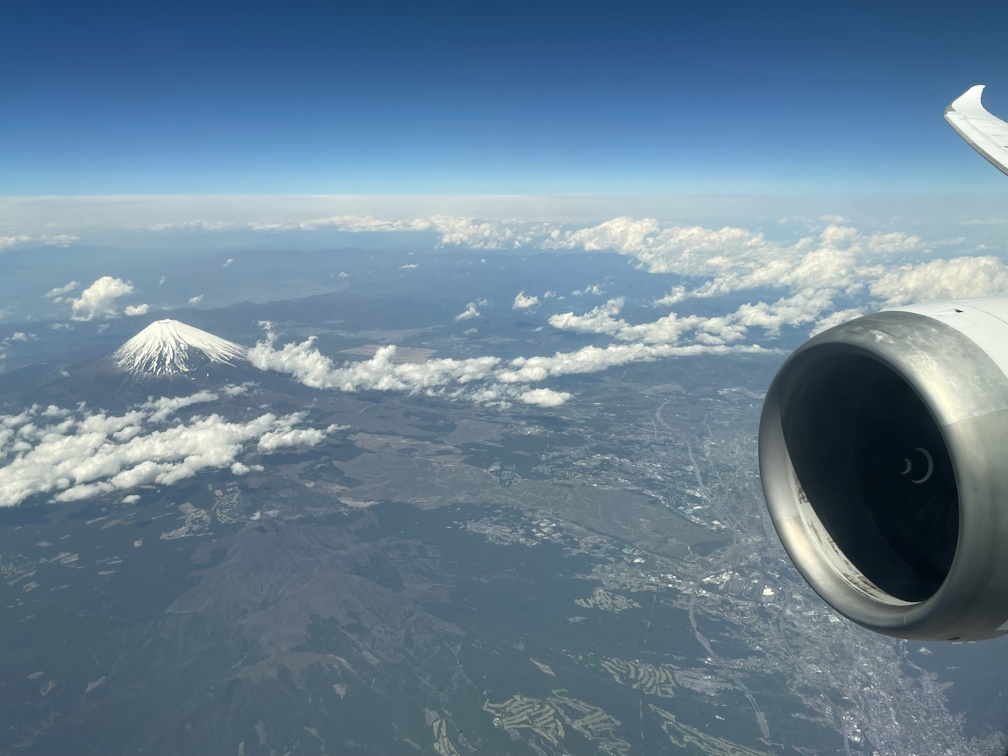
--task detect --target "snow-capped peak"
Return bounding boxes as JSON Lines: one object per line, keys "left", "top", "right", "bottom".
{"left": 112, "top": 319, "right": 248, "bottom": 378}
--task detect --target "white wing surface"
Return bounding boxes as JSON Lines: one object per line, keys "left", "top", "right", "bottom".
{"left": 945, "top": 85, "right": 1008, "bottom": 177}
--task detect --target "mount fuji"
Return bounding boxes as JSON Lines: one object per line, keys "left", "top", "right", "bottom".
{"left": 45, "top": 319, "right": 262, "bottom": 403}
{"left": 112, "top": 319, "right": 248, "bottom": 378}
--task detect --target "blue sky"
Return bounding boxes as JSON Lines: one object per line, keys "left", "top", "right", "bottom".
{"left": 4, "top": 0, "right": 1008, "bottom": 195}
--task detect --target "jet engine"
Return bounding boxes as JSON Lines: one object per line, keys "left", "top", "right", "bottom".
{"left": 759, "top": 300, "right": 1008, "bottom": 640}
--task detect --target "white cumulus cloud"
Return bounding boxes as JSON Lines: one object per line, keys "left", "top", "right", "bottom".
{"left": 454, "top": 301, "right": 482, "bottom": 322}
{"left": 141, "top": 390, "right": 219, "bottom": 423}
{"left": 257, "top": 415, "right": 328, "bottom": 452}
{"left": 71, "top": 277, "right": 135, "bottom": 321}
{"left": 0, "top": 395, "right": 334, "bottom": 508}
{"left": 519, "top": 388, "right": 573, "bottom": 408}
{"left": 45, "top": 281, "right": 79, "bottom": 299}
{"left": 222, "top": 382, "right": 255, "bottom": 397}
{"left": 231, "top": 461, "right": 263, "bottom": 475}
{"left": 513, "top": 291, "right": 539, "bottom": 310}
{"left": 869, "top": 256, "right": 1008, "bottom": 306}
{"left": 248, "top": 326, "right": 500, "bottom": 395}
{"left": 548, "top": 298, "right": 626, "bottom": 335}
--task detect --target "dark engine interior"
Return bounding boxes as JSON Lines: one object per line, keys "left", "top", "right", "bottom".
{"left": 781, "top": 353, "right": 959, "bottom": 602}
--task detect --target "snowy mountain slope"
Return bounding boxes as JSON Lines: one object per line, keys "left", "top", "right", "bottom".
{"left": 111, "top": 319, "right": 248, "bottom": 378}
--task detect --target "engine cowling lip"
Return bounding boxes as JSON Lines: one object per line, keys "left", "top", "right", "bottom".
{"left": 760, "top": 310, "right": 1008, "bottom": 640}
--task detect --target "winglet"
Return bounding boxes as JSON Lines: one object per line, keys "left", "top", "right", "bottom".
{"left": 945, "top": 85, "right": 1008, "bottom": 177}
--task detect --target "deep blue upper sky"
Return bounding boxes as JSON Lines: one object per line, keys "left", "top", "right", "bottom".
{"left": 5, "top": 0, "right": 1008, "bottom": 195}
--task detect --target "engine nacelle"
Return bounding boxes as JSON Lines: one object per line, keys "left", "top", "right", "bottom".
{"left": 759, "top": 299, "right": 1008, "bottom": 641}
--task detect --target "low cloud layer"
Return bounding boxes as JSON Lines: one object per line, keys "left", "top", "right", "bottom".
{"left": 8, "top": 208, "right": 998, "bottom": 516}
{"left": 868, "top": 256, "right": 1008, "bottom": 305}
{"left": 1, "top": 234, "right": 78, "bottom": 251}
{"left": 232, "top": 212, "right": 1001, "bottom": 324}
{"left": 248, "top": 322, "right": 767, "bottom": 410}
{"left": 248, "top": 327, "right": 502, "bottom": 395}
{"left": 0, "top": 392, "right": 333, "bottom": 507}
{"left": 38, "top": 206, "right": 996, "bottom": 331}
{"left": 240, "top": 213, "right": 966, "bottom": 410}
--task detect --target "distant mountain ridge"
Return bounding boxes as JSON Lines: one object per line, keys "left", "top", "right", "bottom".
{"left": 111, "top": 319, "right": 248, "bottom": 379}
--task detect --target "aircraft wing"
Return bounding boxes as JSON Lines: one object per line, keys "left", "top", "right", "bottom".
{"left": 944, "top": 84, "right": 1008, "bottom": 177}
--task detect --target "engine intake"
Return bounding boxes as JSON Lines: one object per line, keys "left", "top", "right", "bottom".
{"left": 759, "top": 304, "right": 1008, "bottom": 640}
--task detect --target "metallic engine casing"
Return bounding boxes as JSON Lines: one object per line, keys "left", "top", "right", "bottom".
{"left": 759, "top": 302, "right": 1008, "bottom": 640}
